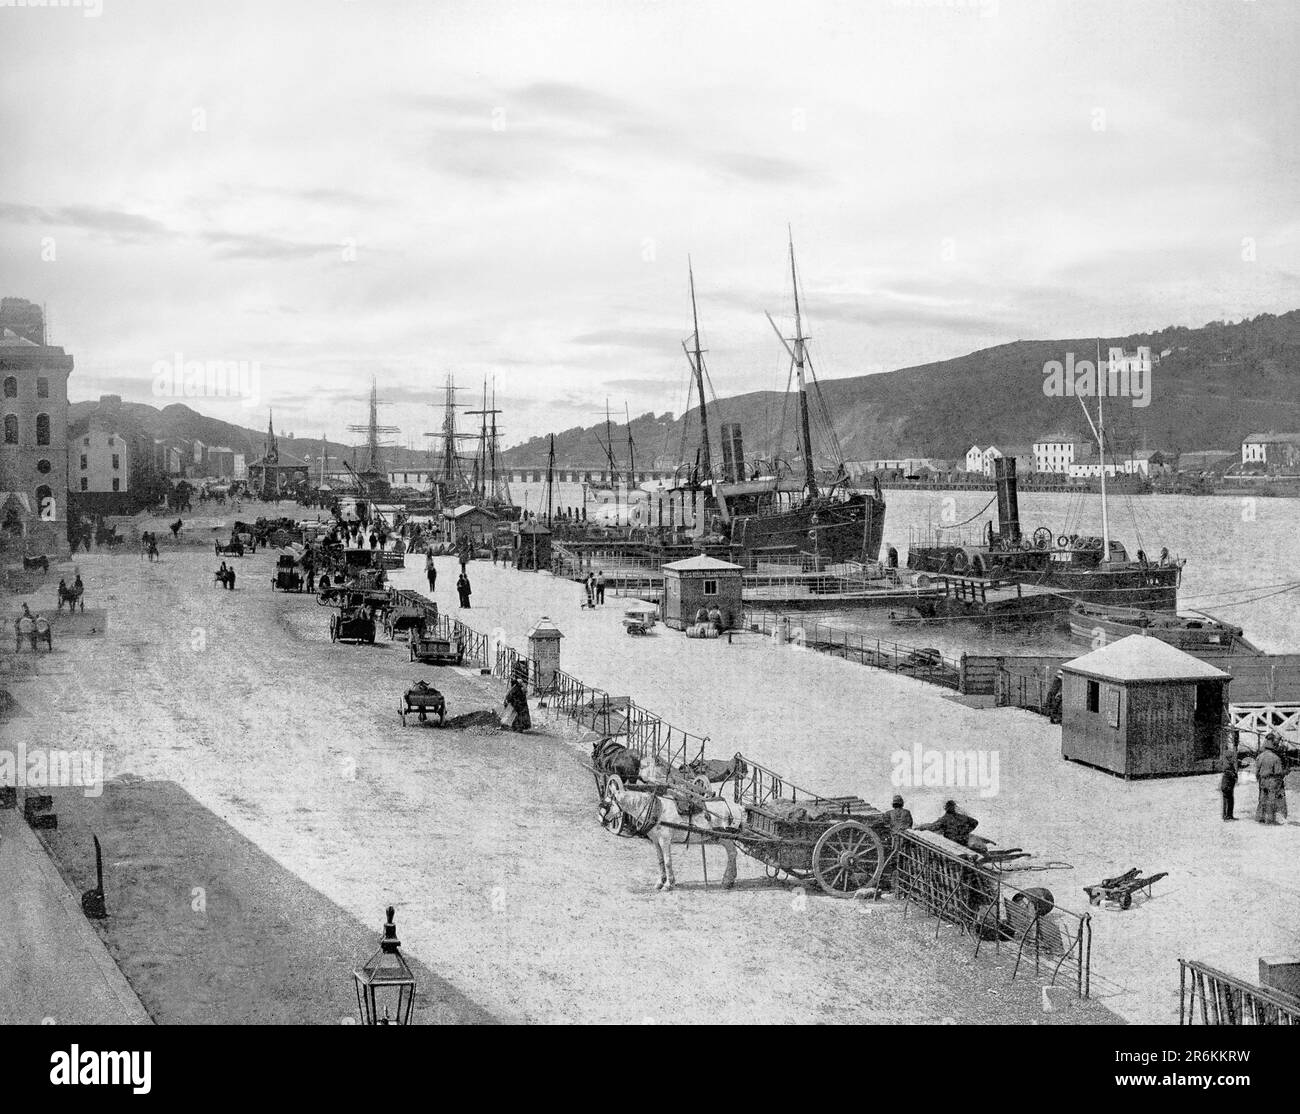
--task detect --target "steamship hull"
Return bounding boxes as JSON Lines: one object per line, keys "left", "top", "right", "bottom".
{"left": 728, "top": 491, "right": 886, "bottom": 564}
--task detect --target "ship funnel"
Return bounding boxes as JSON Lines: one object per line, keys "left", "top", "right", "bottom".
{"left": 994, "top": 456, "right": 1021, "bottom": 546}
{"left": 720, "top": 422, "right": 745, "bottom": 483}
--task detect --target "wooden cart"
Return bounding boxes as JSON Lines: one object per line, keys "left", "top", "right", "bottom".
{"left": 409, "top": 634, "right": 464, "bottom": 665}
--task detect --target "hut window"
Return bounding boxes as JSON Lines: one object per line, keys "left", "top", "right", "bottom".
{"left": 703, "top": 579, "right": 718, "bottom": 596}
{"left": 1085, "top": 680, "right": 1100, "bottom": 713}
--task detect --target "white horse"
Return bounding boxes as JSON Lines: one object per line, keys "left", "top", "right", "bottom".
{"left": 604, "top": 786, "right": 741, "bottom": 891}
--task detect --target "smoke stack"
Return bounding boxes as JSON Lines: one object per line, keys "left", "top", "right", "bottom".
{"left": 720, "top": 422, "right": 745, "bottom": 483}
{"left": 994, "top": 456, "right": 1021, "bottom": 546}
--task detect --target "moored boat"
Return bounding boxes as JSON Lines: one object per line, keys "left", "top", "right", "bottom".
{"left": 1068, "top": 602, "right": 1260, "bottom": 655}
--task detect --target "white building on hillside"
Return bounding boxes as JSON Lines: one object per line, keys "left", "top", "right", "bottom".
{"left": 1033, "top": 434, "right": 1094, "bottom": 474}
{"left": 964, "top": 445, "right": 1003, "bottom": 476}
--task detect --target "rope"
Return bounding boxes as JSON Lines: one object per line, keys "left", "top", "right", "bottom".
{"left": 936, "top": 495, "right": 998, "bottom": 530}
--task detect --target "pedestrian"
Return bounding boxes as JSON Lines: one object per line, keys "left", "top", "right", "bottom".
{"left": 457, "top": 571, "right": 471, "bottom": 608}
{"left": 585, "top": 573, "right": 595, "bottom": 608}
{"left": 305, "top": 564, "right": 316, "bottom": 594}
{"left": 425, "top": 553, "right": 437, "bottom": 593}
{"left": 596, "top": 570, "right": 606, "bottom": 604}
{"left": 1255, "top": 739, "right": 1284, "bottom": 825}
{"left": 1220, "top": 748, "right": 1238, "bottom": 821}
{"left": 503, "top": 675, "right": 531, "bottom": 732}
{"left": 459, "top": 546, "right": 469, "bottom": 574}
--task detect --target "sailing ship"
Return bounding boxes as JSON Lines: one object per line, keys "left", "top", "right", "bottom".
{"left": 425, "top": 374, "right": 520, "bottom": 520}
{"left": 672, "top": 239, "right": 886, "bottom": 564}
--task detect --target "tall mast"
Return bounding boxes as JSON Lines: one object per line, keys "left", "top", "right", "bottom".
{"left": 688, "top": 260, "right": 713, "bottom": 486}
{"left": 546, "top": 434, "right": 555, "bottom": 526}
{"left": 789, "top": 233, "right": 818, "bottom": 498}
{"left": 625, "top": 402, "right": 635, "bottom": 484}
{"left": 1096, "top": 339, "right": 1110, "bottom": 562}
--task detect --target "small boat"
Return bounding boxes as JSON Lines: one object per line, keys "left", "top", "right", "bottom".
{"left": 1068, "top": 602, "right": 1260, "bottom": 655}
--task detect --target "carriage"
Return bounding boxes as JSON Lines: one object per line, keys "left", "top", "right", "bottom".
{"left": 215, "top": 539, "right": 245, "bottom": 557}
{"left": 399, "top": 681, "right": 446, "bottom": 726}
{"left": 330, "top": 606, "right": 376, "bottom": 644}
{"left": 272, "top": 554, "right": 304, "bottom": 592}
{"left": 383, "top": 602, "right": 429, "bottom": 642}
{"left": 595, "top": 744, "right": 894, "bottom": 898}
{"left": 409, "top": 633, "right": 464, "bottom": 665}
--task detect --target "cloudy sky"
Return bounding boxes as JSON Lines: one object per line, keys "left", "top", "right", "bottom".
{"left": 2, "top": 0, "right": 1298, "bottom": 450}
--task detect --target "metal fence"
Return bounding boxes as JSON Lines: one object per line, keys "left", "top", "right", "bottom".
{"left": 1179, "top": 959, "right": 1300, "bottom": 1024}
{"left": 894, "top": 831, "right": 1093, "bottom": 997}
{"left": 745, "top": 609, "right": 962, "bottom": 690}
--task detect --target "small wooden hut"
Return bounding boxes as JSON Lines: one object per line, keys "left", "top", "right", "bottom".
{"left": 444, "top": 504, "right": 498, "bottom": 548}
{"left": 1060, "top": 634, "right": 1231, "bottom": 778}
{"left": 661, "top": 554, "right": 743, "bottom": 631}
{"left": 514, "top": 520, "right": 552, "bottom": 570}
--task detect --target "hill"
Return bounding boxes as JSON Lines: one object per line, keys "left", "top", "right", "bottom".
{"left": 499, "top": 311, "right": 1300, "bottom": 467}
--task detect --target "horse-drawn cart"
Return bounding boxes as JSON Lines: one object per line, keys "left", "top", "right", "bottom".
{"left": 272, "top": 553, "right": 304, "bottom": 591}
{"left": 330, "top": 607, "right": 376, "bottom": 644}
{"left": 409, "top": 633, "right": 464, "bottom": 665}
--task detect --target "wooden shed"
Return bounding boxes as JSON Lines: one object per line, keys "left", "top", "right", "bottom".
{"left": 1060, "top": 634, "right": 1231, "bottom": 778}
{"left": 661, "top": 554, "right": 743, "bottom": 631}
{"left": 443, "top": 504, "right": 498, "bottom": 548}
{"left": 514, "top": 520, "right": 552, "bottom": 570}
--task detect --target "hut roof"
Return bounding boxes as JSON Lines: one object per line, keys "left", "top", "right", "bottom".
{"left": 1062, "top": 634, "right": 1230, "bottom": 683}
{"left": 662, "top": 554, "right": 743, "bottom": 573}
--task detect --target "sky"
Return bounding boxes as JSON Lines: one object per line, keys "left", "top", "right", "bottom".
{"left": 2, "top": 0, "right": 1298, "bottom": 455}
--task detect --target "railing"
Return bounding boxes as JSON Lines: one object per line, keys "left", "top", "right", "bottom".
{"left": 729, "top": 752, "right": 829, "bottom": 806}
{"left": 1179, "top": 960, "right": 1300, "bottom": 1024}
{"left": 895, "top": 831, "right": 1093, "bottom": 997}
{"left": 745, "top": 609, "right": 962, "bottom": 690}
{"left": 1229, "top": 704, "right": 1300, "bottom": 748}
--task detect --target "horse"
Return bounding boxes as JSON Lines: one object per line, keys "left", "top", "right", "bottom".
{"left": 603, "top": 786, "right": 741, "bottom": 891}
{"left": 57, "top": 582, "right": 84, "bottom": 612}
{"left": 591, "top": 738, "right": 641, "bottom": 781}
{"left": 22, "top": 555, "right": 48, "bottom": 573}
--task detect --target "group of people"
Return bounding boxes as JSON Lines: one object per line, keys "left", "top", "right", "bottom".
{"left": 215, "top": 561, "right": 237, "bottom": 589}
{"left": 1221, "top": 735, "right": 1291, "bottom": 824}
{"left": 580, "top": 571, "right": 606, "bottom": 609}
{"left": 884, "top": 796, "right": 992, "bottom": 854}
{"left": 425, "top": 550, "right": 472, "bottom": 608}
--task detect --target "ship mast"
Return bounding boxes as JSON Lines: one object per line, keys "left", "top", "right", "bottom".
{"left": 789, "top": 234, "right": 818, "bottom": 499}
{"left": 688, "top": 259, "right": 713, "bottom": 486}
{"left": 1077, "top": 339, "right": 1111, "bottom": 564}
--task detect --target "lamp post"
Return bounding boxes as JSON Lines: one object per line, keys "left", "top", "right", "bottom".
{"left": 353, "top": 906, "right": 417, "bottom": 1025}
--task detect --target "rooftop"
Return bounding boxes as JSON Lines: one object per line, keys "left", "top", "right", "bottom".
{"left": 1062, "top": 634, "right": 1230, "bottom": 683}
{"left": 662, "top": 554, "right": 744, "bottom": 573}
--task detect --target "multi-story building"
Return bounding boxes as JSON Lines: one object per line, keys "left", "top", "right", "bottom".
{"left": 67, "top": 417, "right": 131, "bottom": 514}
{"left": 1033, "top": 433, "right": 1094, "bottom": 474}
{"left": 0, "top": 300, "right": 73, "bottom": 554}
{"left": 963, "top": 445, "right": 1003, "bottom": 477}
{"left": 1241, "top": 432, "right": 1300, "bottom": 469}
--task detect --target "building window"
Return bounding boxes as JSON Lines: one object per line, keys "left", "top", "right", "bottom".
{"left": 83, "top": 436, "right": 90, "bottom": 446}
{"left": 35, "top": 413, "right": 50, "bottom": 446}
{"left": 112, "top": 478, "right": 120, "bottom": 492}
{"left": 112, "top": 454, "right": 120, "bottom": 470}
{"left": 80, "top": 477, "right": 88, "bottom": 492}
{"left": 35, "top": 485, "right": 52, "bottom": 515}
{"left": 703, "top": 579, "right": 718, "bottom": 596}
{"left": 4, "top": 415, "right": 16, "bottom": 443}
{"left": 37, "top": 377, "right": 48, "bottom": 399}
{"left": 1086, "top": 680, "right": 1100, "bottom": 713}
{"left": 2, "top": 377, "right": 15, "bottom": 398}
{"left": 80, "top": 454, "right": 87, "bottom": 470}
{"left": 36, "top": 459, "right": 51, "bottom": 474}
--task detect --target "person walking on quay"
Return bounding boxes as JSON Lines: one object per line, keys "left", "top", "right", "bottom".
{"left": 426, "top": 552, "right": 437, "bottom": 593}
{"left": 503, "top": 675, "right": 531, "bottom": 732}
{"left": 596, "top": 571, "right": 606, "bottom": 605}
{"left": 459, "top": 545, "right": 470, "bottom": 575}
{"left": 305, "top": 563, "right": 316, "bottom": 594}
{"left": 457, "top": 571, "right": 471, "bottom": 608}
{"left": 584, "top": 573, "right": 595, "bottom": 609}
{"left": 1220, "top": 747, "right": 1238, "bottom": 821}
{"left": 1255, "top": 738, "right": 1284, "bottom": 824}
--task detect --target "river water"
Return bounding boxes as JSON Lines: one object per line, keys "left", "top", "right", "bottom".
{"left": 507, "top": 483, "right": 1300, "bottom": 656}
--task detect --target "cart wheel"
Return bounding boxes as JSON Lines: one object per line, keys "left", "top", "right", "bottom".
{"left": 601, "top": 774, "right": 625, "bottom": 836}
{"left": 1120, "top": 891, "right": 1132, "bottom": 910}
{"left": 813, "top": 821, "right": 884, "bottom": 897}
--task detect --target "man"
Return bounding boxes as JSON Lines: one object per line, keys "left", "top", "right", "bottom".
{"left": 885, "top": 795, "right": 913, "bottom": 835}
{"left": 73, "top": 574, "right": 84, "bottom": 612}
{"left": 457, "top": 571, "right": 471, "bottom": 608}
{"left": 595, "top": 571, "right": 606, "bottom": 605}
{"left": 1256, "top": 739, "right": 1285, "bottom": 825}
{"left": 1220, "top": 747, "right": 1238, "bottom": 821}
{"left": 56, "top": 578, "right": 68, "bottom": 611}
{"left": 917, "top": 799, "right": 980, "bottom": 847}
{"left": 425, "top": 552, "right": 437, "bottom": 593}
{"left": 585, "top": 573, "right": 595, "bottom": 609}
{"left": 503, "top": 676, "right": 531, "bottom": 732}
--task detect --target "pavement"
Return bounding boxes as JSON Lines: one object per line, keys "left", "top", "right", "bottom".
{"left": 0, "top": 806, "right": 151, "bottom": 1025}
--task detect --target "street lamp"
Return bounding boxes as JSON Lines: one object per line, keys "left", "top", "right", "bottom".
{"left": 353, "top": 906, "right": 417, "bottom": 1025}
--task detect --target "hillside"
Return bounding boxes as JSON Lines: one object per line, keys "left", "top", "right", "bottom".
{"left": 500, "top": 311, "right": 1300, "bottom": 467}
{"left": 68, "top": 311, "right": 1300, "bottom": 472}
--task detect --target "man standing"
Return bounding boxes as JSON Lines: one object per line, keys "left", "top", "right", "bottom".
{"left": 457, "top": 571, "right": 471, "bottom": 608}
{"left": 595, "top": 571, "right": 606, "bottom": 605}
{"left": 885, "top": 795, "right": 913, "bottom": 835}
{"left": 426, "top": 552, "right": 437, "bottom": 593}
{"left": 1255, "top": 740, "right": 1284, "bottom": 825}
{"left": 1220, "top": 748, "right": 1238, "bottom": 821}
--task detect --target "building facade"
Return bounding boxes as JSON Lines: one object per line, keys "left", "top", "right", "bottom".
{"left": 1033, "top": 435, "right": 1094, "bottom": 474}
{"left": 1241, "top": 432, "right": 1300, "bottom": 468}
{"left": 0, "top": 303, "right": 73, "bottom": 555}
